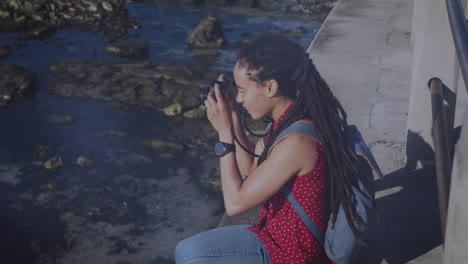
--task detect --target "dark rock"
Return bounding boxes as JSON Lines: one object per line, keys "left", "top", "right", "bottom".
{"left": 285, "top": 26, "right": 308, "bottom": 39}
{"left": 188, "top": 14, "right": 226, "bottom": 49}
{"left": 47, "top": 59, "right": 226, "bottom": 118}
{"left": 265, "top": 26, "right": 284, "bottom": 35}
{"left": 76, "top": 155, "right": 92, "bottom": 167}
{"left": 153, "top": 0, "right": 336, "bottom": 17}
{"left": 142, "top": 139, "right": 186, "bottom": 160}
{"left": 47, "top": 114, "right": 74, "bottom": 126}
{"left": 79, "top": 195, "right": 134, "bottom": 224}
{"left": 0, "top": 0, "right": 141, "bottom": 39}
{"left": 33, "top": 144, "right": 52, "bottom": 159}
{"left": 107, "top": 41, "right": 150, "bottom": 60}
{"left": 0, "top": 63, "right": 38, "bottom": 108}
{"left": 44, "top": 155, "right": 64, "bottom": 169}
{"left": 0, "top": 42, "right": 13, "bottom": 60}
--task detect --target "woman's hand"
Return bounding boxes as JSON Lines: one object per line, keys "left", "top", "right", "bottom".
{"left": 205, "top": 77, "right": 235, "bottom": 143}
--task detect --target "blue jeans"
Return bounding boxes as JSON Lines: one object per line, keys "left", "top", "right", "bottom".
{"left": 175, "top": 225, "right": 272, "bottom": 264}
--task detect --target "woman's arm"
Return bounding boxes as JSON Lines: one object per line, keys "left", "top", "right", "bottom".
{"left": 204, "top": 83, "right": 316, "bottom": 216}
{"left": 232, "top": 113, "right": 266, "bottom": 176}
{"left": 231, "top": 113, "right": 255, "bottom": 176}
{"left": 220, "top": 135, "right": 317, "bottom": 216}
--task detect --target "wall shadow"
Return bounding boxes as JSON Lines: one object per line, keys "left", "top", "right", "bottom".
{"left": 356, "top": 166, "right": 442, "bottom": 263}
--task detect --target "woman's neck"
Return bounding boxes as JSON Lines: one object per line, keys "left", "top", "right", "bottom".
{"left": 271, "top": 98, "right": 295, "bottom": 122}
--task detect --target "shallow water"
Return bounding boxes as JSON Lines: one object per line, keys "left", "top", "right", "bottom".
{"left": 0, "top": 2, "right": 321, "bottom": 263}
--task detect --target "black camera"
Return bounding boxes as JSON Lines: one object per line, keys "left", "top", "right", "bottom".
{"left": 200, "top": 78, "right": 228, "bottom": 105}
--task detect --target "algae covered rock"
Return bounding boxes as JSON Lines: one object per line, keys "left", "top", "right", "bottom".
{"left": 76, "top": 156, "right": 91, "bottom": 167}
{"left": 162, "top": 103, "right": 183, "bottom": 116}
{"left": 47, "top": 59, "right": 226, "bottom": 118}
{"left": 0, "top": 42, "right": 13, "bottom": 60}
{"left": 34, "top": 144, "right": 52, "bottom": 159}
{"left": 44, "top": 155, "right": 64, "bottom": 169}
{"left": 47, "top": 114, "right": 74, "bottom": 126}
{"left": 0, "top": 63, "right": 38, "bottom": 108}
{"left": 107, "top": 41, "right": 150, "bottom": 60}
{"left": 0, "top": 0, "right": 141, "bottom": 39}
{"left": 188, "top": 14, "right": 226, "bottom": 49}
{"left": 144, "top": 139, "right": 186, "bottom": 160}
{"left": 183, "top": 106, "right": 206, "bottom": 119}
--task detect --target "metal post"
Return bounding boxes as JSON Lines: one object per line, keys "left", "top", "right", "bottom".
{"left": 429, "top": 77, "right": 452, "bottom": 243}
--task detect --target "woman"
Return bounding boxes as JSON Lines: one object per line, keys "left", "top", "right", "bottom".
{"left": 175, "top": 33, "right": 360, "bottom": 264}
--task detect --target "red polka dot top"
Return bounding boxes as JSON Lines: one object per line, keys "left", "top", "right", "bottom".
{"left": 248, "top": 103, "right": 333, "bottom": 264}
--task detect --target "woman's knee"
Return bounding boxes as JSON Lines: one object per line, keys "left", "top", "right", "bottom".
{"left": 175, "top": 238, "right": 192, "bottom": 264}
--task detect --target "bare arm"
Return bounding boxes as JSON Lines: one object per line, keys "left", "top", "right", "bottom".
{"left": 204, "top": 82, "right": 316, "bottom": 216}
{"left": 220, "top": 135, "right": 317, "bottom": 216}
{"left": 232, "top": 113, "right": 265, "bottom": 176}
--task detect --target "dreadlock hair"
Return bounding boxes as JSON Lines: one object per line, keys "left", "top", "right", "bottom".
{"left": 237, "top": 33, "right": 372, "bottom": 246}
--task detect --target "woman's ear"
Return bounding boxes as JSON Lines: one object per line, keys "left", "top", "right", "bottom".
{"left": 265, "top": 79, "right": 279, "bottom": 98}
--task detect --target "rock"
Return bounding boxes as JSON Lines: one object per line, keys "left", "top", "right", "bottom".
{"left": 79, "top": 196, "right": 133, "bottom": 224}
{"left": 0, "top": 10, "right": 9, "bottom": 19}
{"left": 8, "top": 0, "right": 20, "bottom": 10}
{"left": 88, "top": 3, "right": 98, "bottom": 12}
{"left": 162, "top": 103, "right": 183, "bottom": 116}
{"left": 34, "top": 144, "right": 51, "bottom": 159}
{"left": 0, "top": 63, "right": 38, "bottom": 108}
{"left": 145, "top": 139, "right": 186, "bottom": 160}
{"left": 236, "top": 0, "right": 256, "bottom": 7}
{"left": 106, "top": 41, "right": 149, "bottom": 60}
{"left": 165, "top": 0, "right": 336, "bottom": 17}
{"left": 24, "top": 25, "right": 57, "bottom": 39}
{"left": 0, "top": 0, "right": 140, "bottom": 39}
{"left": 183, "top": 106, "right": 206, "bottom": 119}
{"left": 101, "top": 1, "right": 113, "bottom": 12}
{"left": 0, "top": 42, "right": 13, "bottom": 60}
{"left": 149, "top": 140, "right": 185, "bottom": 152}
{"left": 76, "top": 156, "right": 90, "bottom": 167}
{"left": 255, "top": 0, "right": 337, "bottom": 17}
{"left": 47, "top": 59, "right": 224, "bottom": 118}
{"left": 188, "top": 14, "right": 226, "bottom": 49}
{"left": 44, "top": 155, "right": 64, "bottom": 169}
{"left": 285, "top": 26, "right": 308, "bottom": 39}
{"left": 40, "top": 182, "right": 58, "bottom": 191}
{"left": 47, "top": 114, "right": 74, "bottom": 125}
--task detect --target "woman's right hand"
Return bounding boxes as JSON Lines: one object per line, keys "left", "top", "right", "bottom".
{"left": 218, "top": 74, "right": 240, "bottom": 120}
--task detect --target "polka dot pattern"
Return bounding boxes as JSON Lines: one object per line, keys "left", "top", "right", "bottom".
{"left": 248, "top": 103, "right": 333, "bottom": 264}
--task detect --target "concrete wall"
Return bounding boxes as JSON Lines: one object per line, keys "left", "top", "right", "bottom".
{"left": 444, "top": 107, "right": 468, "bottom": 264}
{"left": 406, "top": 0, "right": 465, "bottom": 168}
{"left": 409, "top": 0, "right": 468, "bottom": 262}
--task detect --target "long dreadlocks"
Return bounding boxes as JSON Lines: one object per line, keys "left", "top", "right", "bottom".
{"left": 237, "top": 33, "right": 371, "bottom": 245}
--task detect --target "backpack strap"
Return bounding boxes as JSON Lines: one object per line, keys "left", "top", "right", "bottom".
{"left": 282, "top": 184, "right": 325, "bottom": 245}
{"left": 272, "top": 120, "right": 326, "bottom": 245}
{"left": 348, "top": 125, "right": 384, "bottom": 180}
{"left": 267, "top": 120, "right": 322, "bottom": 157}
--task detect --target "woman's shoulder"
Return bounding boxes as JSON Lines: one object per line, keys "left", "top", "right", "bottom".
{"left": 269, "top": 133, "right": 318, "bottom": 163}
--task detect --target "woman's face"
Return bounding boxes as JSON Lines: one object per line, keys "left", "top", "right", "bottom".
{"left": 233, "top": 61, "right": 271, "bottom": 120}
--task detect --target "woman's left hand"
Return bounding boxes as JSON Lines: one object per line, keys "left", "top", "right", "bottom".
{"left": 205, "top": 82, "right": 234, "bottom": 143}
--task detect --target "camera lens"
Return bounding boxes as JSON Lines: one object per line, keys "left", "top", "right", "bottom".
{"left": 199, "top": 79, "right": 229, "bottom": 105}
{"left": 200, "top": 86, "right": 211, "bottom": 105}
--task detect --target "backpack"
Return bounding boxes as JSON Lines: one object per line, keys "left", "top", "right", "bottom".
{"left": 272, "top": 120, "right": 383, "bottom": 264}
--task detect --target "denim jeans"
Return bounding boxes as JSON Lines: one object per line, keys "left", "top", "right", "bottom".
{"left": 175, "top": 224, "right": 272, "bottom": 264}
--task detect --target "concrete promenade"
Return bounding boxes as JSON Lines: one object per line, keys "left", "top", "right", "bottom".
{"left": 220, "top": 0, "right": 444, "bottom": 263}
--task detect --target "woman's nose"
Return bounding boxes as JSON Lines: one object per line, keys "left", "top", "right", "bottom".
{"left": 236, "top": 93, "right": 242, "bottom": 104}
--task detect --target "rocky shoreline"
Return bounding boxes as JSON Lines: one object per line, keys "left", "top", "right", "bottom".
{"left": 0, "top": 0, "right": 336, "bottom": 40}
{"left": 0, "top": 0, "right": 140, "bottom": 39}
{"left": 0, "top": 1, "right": 335, "bottom": 262}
